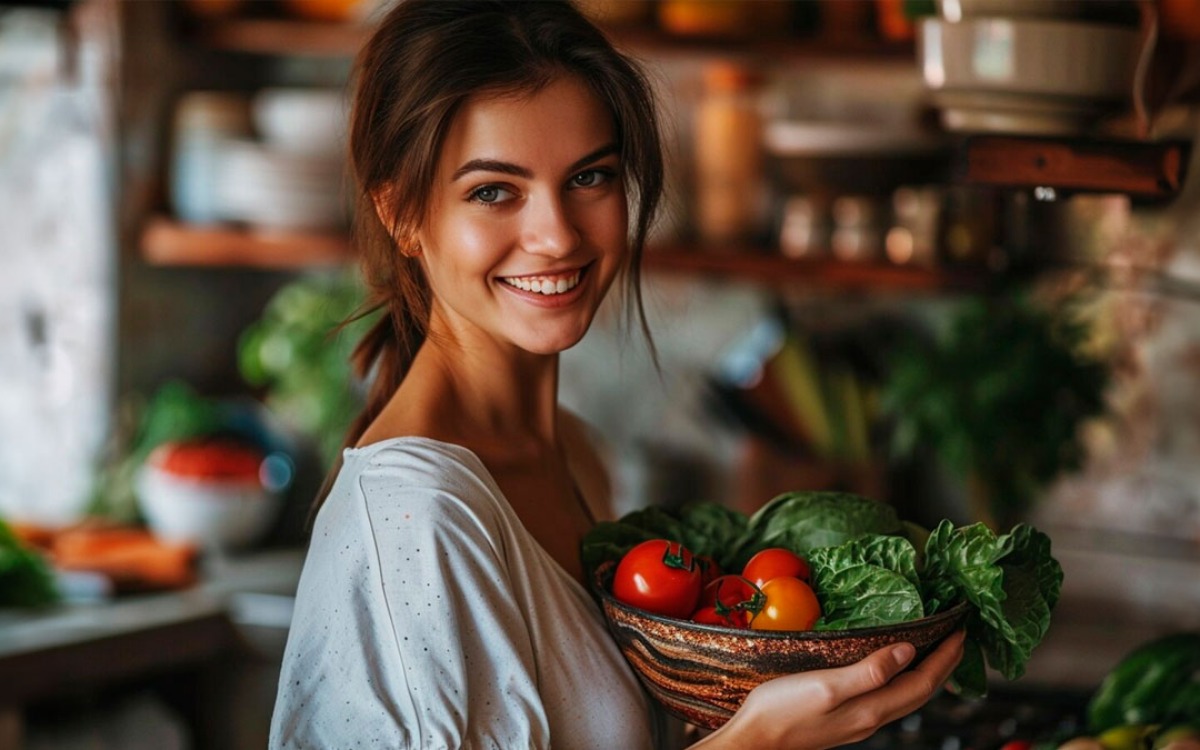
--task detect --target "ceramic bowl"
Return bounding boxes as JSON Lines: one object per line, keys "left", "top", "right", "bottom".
{"left": 918, "top": 17, "right": 1141, "bottom": 134}
{"left": 593, "top": 561, "right": 969, "bottom": 730}
{"left": 136, "top": 445, "right": 290, "bottom": 551}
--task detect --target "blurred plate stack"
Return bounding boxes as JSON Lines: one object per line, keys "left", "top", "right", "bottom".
{"left": 170, "top": 87, "right": 350, "bottom": 232}
{"left": 218, "top": 139, "right": 348, "bottom": 231}
{"left": 917, "top": 1, "right": 1142, "bottom": 135}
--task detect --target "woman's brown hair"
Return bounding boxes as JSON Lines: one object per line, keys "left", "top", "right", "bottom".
{"left": 313, "top": 0, "right": 665, "bottom": 518}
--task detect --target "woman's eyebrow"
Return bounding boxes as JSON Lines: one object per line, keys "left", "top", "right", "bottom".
{"left": 451, "top": 143, "right": 619, "bottom": 183}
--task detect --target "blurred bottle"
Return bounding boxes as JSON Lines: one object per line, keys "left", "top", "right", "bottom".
{"left": 283, "top": 0, "right": 376, "bottom": 23}
{"left": 694, "top": 61, "right": 768, "bottom": 248}
{"left": 937, "top": 186, "right": 998, "bottom": 268}
{"left": 658, "top": 0, "right": 790, "bottom": 39}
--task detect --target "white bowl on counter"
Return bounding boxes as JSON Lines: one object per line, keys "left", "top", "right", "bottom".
{"left": 918, "top": 17, "right": 1141, "bottom": 134}
{"left": 136, "top": 444, "right": 288, "bottom": 551}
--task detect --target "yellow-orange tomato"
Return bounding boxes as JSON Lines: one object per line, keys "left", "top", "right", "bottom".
{"left": 750, "top": 576, "right": 821, "bottom": 631}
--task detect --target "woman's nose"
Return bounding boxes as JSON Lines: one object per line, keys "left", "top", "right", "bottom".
{"left": 520, "top": 193, "right": 580, "bottom": 258}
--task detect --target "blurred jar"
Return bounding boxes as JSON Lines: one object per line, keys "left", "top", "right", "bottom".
{"left": 694, "top": 61, "right": 768, "bottom": 247}
{"left": 170, "top": 91, "right": 252, "bottom": 225}
{"left": 779, "top": 195, "right": 829, "bottom": 260}
{"left": 886, "top": 186, "right": 942, "bottom": 267}
{"left": 830, "top": 195, "right": 884, "bottom": 262}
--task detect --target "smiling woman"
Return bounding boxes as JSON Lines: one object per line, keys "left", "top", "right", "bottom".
{"left": 268, "top": 2, "right": 964, "bottom": 749}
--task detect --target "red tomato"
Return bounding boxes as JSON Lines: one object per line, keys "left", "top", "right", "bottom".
{"left": 750, "top": 576, "right": 821, "bottom": 631}
{"left": 742, "top": 547, "right": 811, "bottom": 586}
{"left": 697, "top": 575, "right": 764, "bottom": 620}
{"left": 611, "top": 539, "right": 702, "bottom": 619}
{"left": 691, "top": 604, "right": 751, "bottom": 628}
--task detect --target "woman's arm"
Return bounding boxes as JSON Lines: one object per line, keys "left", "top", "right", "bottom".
{"left": 690, "top": 630, "right": 966, "bottom": 750}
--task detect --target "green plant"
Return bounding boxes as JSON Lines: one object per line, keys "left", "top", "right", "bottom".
{"left": 883, "top": 292, "right": 1110, "bottom": 525}
{"left": 238, "top": 271, "right": 376, "bottom": 469}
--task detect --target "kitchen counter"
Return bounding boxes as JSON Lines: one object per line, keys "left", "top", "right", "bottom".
{"left": 0, "top": 548, "right": 304, "bottom": 709}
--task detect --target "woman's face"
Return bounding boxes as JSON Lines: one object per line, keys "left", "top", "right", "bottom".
{"left": 415, "top": 74, "right": 628, "bottom": 358}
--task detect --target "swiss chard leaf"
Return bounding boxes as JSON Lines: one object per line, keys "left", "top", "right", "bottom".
{"left": 809, "top": 535, "right": 924, "bottom": 630}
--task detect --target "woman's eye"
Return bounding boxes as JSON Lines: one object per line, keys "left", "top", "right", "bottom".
{"left": 469, "top": 185, "right": 513, "bottom": 205}
{"left": 571, "top": 169, "right": 612, "bottom": 188}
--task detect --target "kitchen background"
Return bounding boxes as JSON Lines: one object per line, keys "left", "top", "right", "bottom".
{"left": 2, "top": 0, "right": 1200, "bottom": 748}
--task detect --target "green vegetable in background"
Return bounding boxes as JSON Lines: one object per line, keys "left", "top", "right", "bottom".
{"left": 238, "top": 271, "right": 376, "bottom": 469}
{"left": 0, "top": 519, "right": 59, "bottom": 608}
{"left": 1087, "top": 633, "right": 1200, "bottom": 733}
{"left": 884, "top": 293, "right": 1109, "bottom": 525}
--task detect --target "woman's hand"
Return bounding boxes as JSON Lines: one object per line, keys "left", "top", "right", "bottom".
{"left": 691, "top": 629, "right": 966, "bottom": 750}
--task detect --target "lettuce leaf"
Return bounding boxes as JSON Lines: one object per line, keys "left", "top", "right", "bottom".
{"left": 580, "top": 502, "right": 750, "bottom": 581}
{"left": 732, "top": 491, "right": 903, "bottom": 566}
{"left": 922, "top": 520, "right": 1062, "bottom": 696}
{"left": 809, "top": 535, "right": 924, "bottom": 630}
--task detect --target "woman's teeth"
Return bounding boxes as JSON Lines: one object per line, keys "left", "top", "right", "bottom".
{"left": 501, "top": 270, "right": 582, "bottom": 295}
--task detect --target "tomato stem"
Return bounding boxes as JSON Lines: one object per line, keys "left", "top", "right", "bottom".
{"left": 660, "top": 542, "right": 694, "bottom": 572}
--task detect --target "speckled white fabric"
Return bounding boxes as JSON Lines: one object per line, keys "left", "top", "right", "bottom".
{"left": 269, "top": 437, "right": 665, "bottom": 750}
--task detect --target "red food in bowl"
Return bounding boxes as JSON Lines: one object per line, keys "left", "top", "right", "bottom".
{"left": 154, "top": 440, "right": 264, "bottom": 483}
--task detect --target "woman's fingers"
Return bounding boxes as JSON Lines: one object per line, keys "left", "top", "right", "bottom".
{"left": 820, "top": 639, "right": 919, "bottom": 707}
{"left": 841, "top": 629, "right": 967, "bottom": 727}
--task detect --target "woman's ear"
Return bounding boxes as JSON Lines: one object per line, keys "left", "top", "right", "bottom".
{"left": 370, "top": 183, "right": 421, "bottom": 257}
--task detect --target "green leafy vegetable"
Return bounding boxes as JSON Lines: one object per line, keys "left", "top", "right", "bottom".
{"left": 921, "top": 520, "right": 1062, "bottom": 696}
{"left": 884, "top": 292, "right": 1109, "bottom": 525}
{"left": 238, "top": 271, "right": 375, "bottom": 469}
{"left": 732, "top": 491, "right": 903, "bottom": 565}
{"left": 0, "top": 519, "right": 59, "bottom": 608}
{"left": 584, "top": 493, "right": 1062, "bottom": 698}
{"left": 809, "top": 535, "right": 924, "bottom": 630}
{"left": 1087, "top": 633, "right": 1200, "bottom": 733}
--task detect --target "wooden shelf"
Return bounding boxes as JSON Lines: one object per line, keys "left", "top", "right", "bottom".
{"left": 643, "top": 247, "right": 986, "bottom": 293}
{"left": 607, "top": 27, "right": 914, "bottom": 62}
{"left": 139, "top": 220, "right": 982, "bottom": 292}
{"left": 140, "top": 217, "right": 354, "bottom": 270}
{"left": 960, "top": 135, "right": 1191, "bottom": 203}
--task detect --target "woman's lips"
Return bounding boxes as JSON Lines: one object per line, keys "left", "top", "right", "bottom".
{"left": 497, "top": 262, "right": 593, "bottom": 307}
